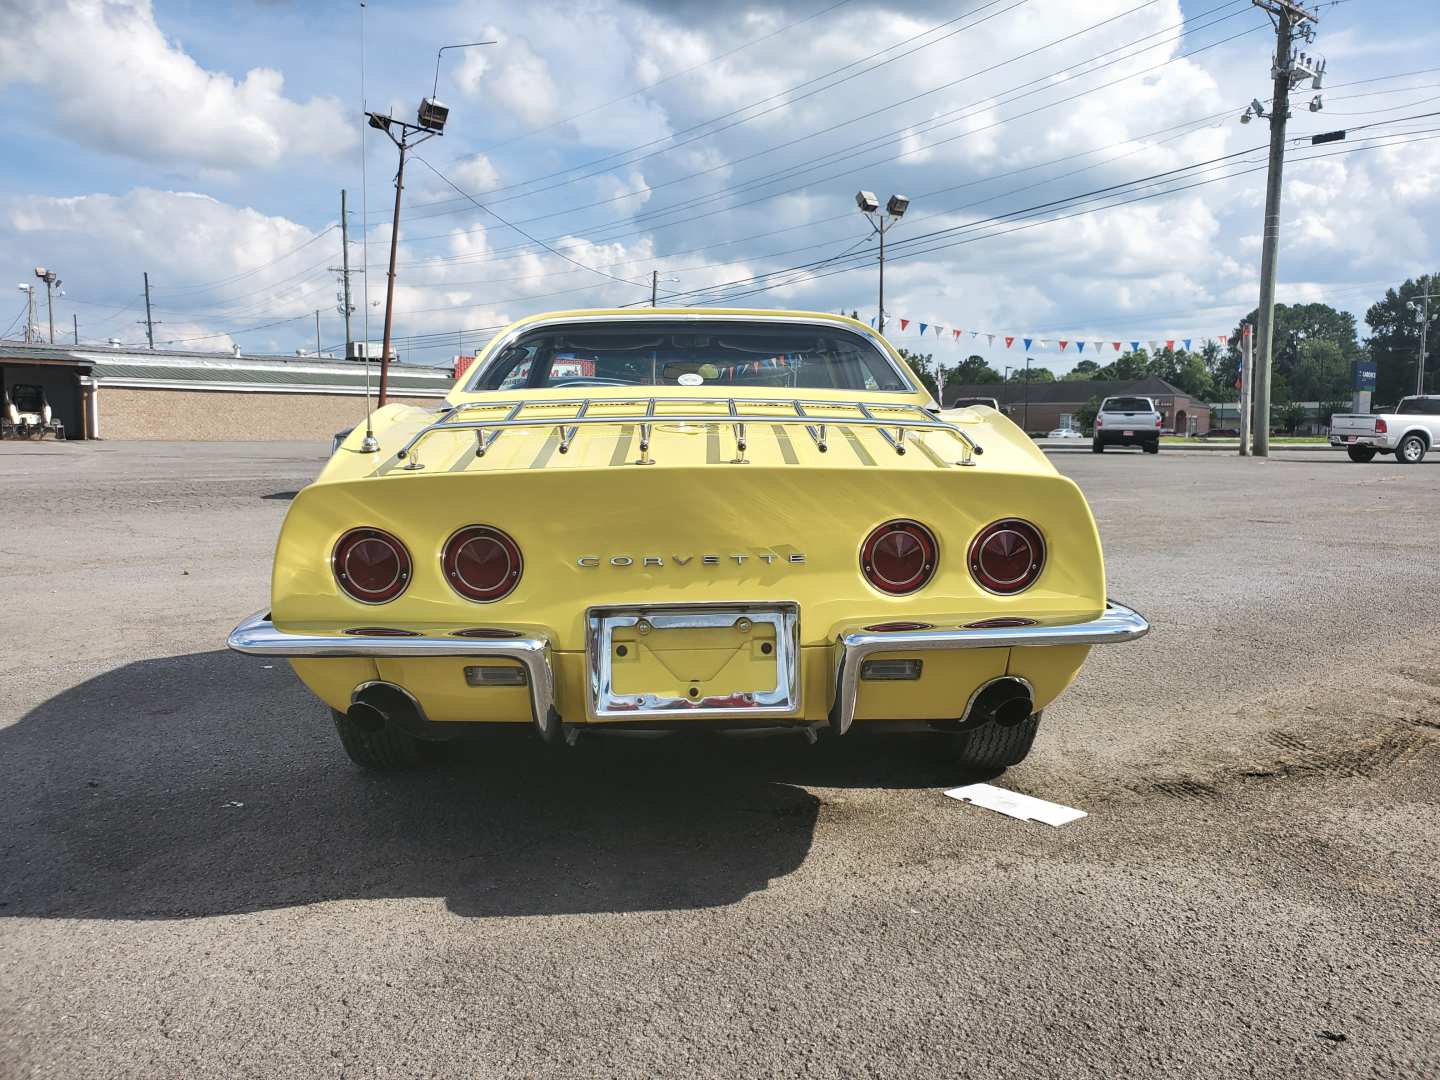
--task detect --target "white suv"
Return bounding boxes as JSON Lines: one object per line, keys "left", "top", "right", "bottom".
{"left": 1093, "top": 396, "right": 1162, "bottom": 454}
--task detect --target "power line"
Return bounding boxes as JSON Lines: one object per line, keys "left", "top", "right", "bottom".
{"left": 478, "top": 0, "right": 860, "bottom": 153}
{"left": 409, "top": 154, "right": 649, "bottom": 291}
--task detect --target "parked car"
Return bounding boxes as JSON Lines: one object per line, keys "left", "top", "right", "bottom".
{"left": 1092, "top": 395, "right": 1162, "bottom": 454}
{"left": 1330, "top": 396, "right": 1440, "bottom": 463}
{"left": 1047, "top": 427, "right": 1084, "bottom": 439}
{"left": 1201, "top": 427, "right": 1239, "bottom": 439}
{"left": 229, "top": 309, "right": 1149, "bottom": 773}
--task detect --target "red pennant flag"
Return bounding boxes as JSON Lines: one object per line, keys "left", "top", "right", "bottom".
{"left": 1111, "top": 341, "right": 1121, "bottom": 351}
{"left": 953, "top": 329, "right": 961, "bottom": 341}
{"left": 1059, "top": 340, "right": 1069, "bottom": 351}
{"left": 1165, "top": 339, "right": 1175, "bottom": 351}
{"left": 899, "top": 319, "right": 910, "bottom": 332}
{"left": 1004, "top": 336, "right": 1015, "bottom": 349}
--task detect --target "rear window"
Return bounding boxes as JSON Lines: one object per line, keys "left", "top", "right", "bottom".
{"left": 469, "top": 320, "right": 911, "bottom": 393}
{"left": 1396, "top": 397, "right": 1440, "bottom": 415}
{"left": 1102, "top": 397, "right": 1153, "bottom": 412}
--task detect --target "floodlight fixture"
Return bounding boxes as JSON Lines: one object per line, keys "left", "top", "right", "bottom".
{"left": 367, "top": 113, "right": 393, "bottom": 132}
{"left": 418, "top": 97, "right": 449, "bottom": 132}
{"left": 1251, "top": 98, "right": 1267, "bottom": 117}
{"left": 1240, "top": 110, "right": 1252, "bottom": 124}
{"left": 855, "top": 190, "right": 880, "bottom": 213}
{"left": 886, "top": 194, "right": 909, "bottom": 218}
{"left": 1308, "top": 94, "right": 1323, "bottom": 112}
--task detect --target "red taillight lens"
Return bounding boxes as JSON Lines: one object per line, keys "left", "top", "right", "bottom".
{"left": 861, "top": 520, "right": 938, "bottom": 595}
{"left": 1095, "top": 417, "right": 1103, "bottom": 427}
{"left": 968, "top": 519, "right": 1045, "bottom": 595}
{"left": 333, "top": 528, "right": 411, "bottom": 604}
{"left": 442, "top": 525, "right": 522, "bottom": 602}
{"left": 1375, "top": 418, "right": 1388, "bottom": 434}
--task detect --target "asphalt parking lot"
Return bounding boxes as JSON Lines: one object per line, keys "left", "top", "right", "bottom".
{"left": 1, "top": 440, "right": 1437, "bottom": 1079}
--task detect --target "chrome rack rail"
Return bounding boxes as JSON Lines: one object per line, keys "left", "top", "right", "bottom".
{"left": 392, "top": 396, "right": 985, "bottom": 468}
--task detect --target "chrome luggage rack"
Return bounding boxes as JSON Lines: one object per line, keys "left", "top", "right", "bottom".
{"left": 393, "top": 396, "right": 985, "bottom": 469}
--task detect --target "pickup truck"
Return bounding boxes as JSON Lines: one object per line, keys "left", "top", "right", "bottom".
{"left": 1092, "top": 395, "right": 1161, "bottom": 454}
{"left": 1329, "top": 395, "right": 1440, "bottom": 463}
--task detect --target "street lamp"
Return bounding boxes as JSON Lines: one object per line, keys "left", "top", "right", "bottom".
{"left": 34, "top": 267, "right": 60, "bottom": 343}
{"left": 367, "top": 40, "right": 492, "bottom": 406}
{"left": 855, "top": 190, "right": 909, "bottom": 335}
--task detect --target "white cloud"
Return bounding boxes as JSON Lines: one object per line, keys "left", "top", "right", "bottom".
{"left": 454, "top": 28, "right": 561, "bottom": 128}
{"left": 0, "top": 0, "right": 354, "bottom": 171}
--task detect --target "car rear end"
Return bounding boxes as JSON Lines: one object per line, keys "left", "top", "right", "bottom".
{"left": 1093, "top": 396, "right": 1162, "bottom": 453}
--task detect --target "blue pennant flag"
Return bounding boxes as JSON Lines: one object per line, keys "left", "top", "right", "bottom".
{"left": 1076, "top": 341, "right": 1086, "bottom": 353}
{"left": 1183, "top": 338, "right": 1192, "bottom": 351}
{"left": 1130, "top": 341, "right": 1140, "bottom": 352}
{"left": 870, "top": 316, "right": 877, "bottom": 328}
{"left": 1023, "top": 337, "right": 1033, "bottom": 352}
{"left": 919, "top": 322, "right": 928, "bottom": 336}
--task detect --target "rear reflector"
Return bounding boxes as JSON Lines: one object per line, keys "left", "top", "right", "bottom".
{"left": 860, "top": 658, "right": 923, "bottom": 681}
{"left": 464, "top": 665, "right": 527, "bottom": 687}
{"left": 862, "top": 621, "right": 935, "bottom": 632}
{"left": 451, "top": 627, "right": 523, "bottom": 639}
{"left": 343, "top": 627, "right": 419, "bottom": 637}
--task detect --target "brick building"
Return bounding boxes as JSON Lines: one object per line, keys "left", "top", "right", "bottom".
{"left": 0, "top": 341, "right": 455, "bottom": 440}
{"left": 943, "top": 376, "right": 1210, "bottom": 435}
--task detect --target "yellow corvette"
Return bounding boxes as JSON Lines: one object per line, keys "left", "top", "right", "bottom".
{"left": 229, "top": 309, "right": 1148, "bottom": 771}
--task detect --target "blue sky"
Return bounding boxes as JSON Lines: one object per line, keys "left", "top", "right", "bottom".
{"left": 2, "top": 0, "right": 1438, "bottom": 371}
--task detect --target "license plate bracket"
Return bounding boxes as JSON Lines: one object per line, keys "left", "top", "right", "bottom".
{"left": 586, "top": 603, "right": 800, "bottom": 720}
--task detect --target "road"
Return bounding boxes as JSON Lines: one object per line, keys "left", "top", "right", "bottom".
{"left": 1, "top": 440, "right": 1436, "bottom": 1079}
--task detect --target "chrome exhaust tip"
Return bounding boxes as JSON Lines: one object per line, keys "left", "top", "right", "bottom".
{"left": 964, "top": 677, "right": 1034, "bottom": 727}
{"left": 346, "top": 699, "right": 388, "bottom": 734}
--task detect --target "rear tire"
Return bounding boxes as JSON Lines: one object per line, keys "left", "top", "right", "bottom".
{"left": 1396, "top": 434, "right": 1427, "bottom": 464}
{"left": 1091, "top": 439, "right": 1104, "bottom": 454}
{"left": 331, "top": 707, "right": 423, "bottom": 769}
{"left": 1346, "top": 445, "right": 1377, "bottom": 463}
{"left": 953, "top": 712, "right": 1041, "bottom": 772}
{"left": 1144, "top": 439, "right": 1160, "bottom": 454}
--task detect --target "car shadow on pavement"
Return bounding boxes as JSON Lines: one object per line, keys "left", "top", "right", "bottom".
{"left": 0, "top": 650, "right": 959, "bottom": 921}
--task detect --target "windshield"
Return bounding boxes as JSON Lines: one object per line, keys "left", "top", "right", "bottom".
{"left": 1102, "top": 397, "right": 1153, "bottom": 412}
{"left": 468, "top": 320, "right": 911, "bottom": 393}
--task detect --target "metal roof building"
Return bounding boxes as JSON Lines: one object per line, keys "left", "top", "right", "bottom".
{"left": 0, "top": 341, "right": 456, "bottom": 441}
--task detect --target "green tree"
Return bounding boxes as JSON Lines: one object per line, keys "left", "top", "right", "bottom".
{"left": 949, "top": 353, "right": 1002, "bottom": 384}
{"left": 897, "top": 348, "right": 939, "bottom": 398}
{"left": 1364, "top": 273, "right": 1440, "bottom": 403}
{"left": 1227, "top": 302, "right": 1360, "bottom": 400}
{"left": 1076, "top": 395, "right": 1102, "bottom": 434}
{"left": 1276, "top": 401, "right": 1308, "bottom": 434}
{"left": 1067, "top": 359, "right": 1101, "bottom": 378}
{"left": 1007, "top": 365, "right": 1055, "bottom": 382}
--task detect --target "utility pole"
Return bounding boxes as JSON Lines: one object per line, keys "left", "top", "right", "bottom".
{"left": 651, "top": 270, "right": 659, "bottom": 307}
{"left": 1239, "top": 324, "right": 1253, "bottom": 456}
{"left": 34, "top": 267, "right": 60, "bottom": 343}
{"left": 331, "top": 188, "right": 358, "bottom": 361}
{"left": 315, "top": 310, "right": 323, "bottom": 357}
{"left": 1248, "top": 0, "right": 1323, "bottom": 457}
{"left": 72, "top": 313, "right": 78, "bottom": 345}
{"left": 1410, "top": 284, "right": 1439, "bottom": 396}
{"left": 140, "top": 271, "right": 157, "bottom": 349}
{"left": 18, "top": 285, "right": 35, "bottom": 344}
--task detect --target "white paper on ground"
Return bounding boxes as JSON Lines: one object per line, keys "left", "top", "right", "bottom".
{"left": 943, "top": 783, "right": 1087, "bottom": 827}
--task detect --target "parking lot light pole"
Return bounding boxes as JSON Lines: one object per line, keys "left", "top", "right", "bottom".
{"left": 855, "top": 191, "right": 909, "bottom": 334}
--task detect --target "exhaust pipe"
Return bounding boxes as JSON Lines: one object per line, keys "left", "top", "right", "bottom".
{"left": 348, "top": 682, "right": 426, "bottom": 735}
{"left": 964, "top": 677, "right": 1034, "bottom": 727}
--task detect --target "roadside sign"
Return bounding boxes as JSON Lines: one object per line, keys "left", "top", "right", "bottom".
{"left": 1352, "top": 361, "right": 1376, "bottom": 391}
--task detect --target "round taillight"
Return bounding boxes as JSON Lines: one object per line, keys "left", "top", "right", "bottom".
{"left": 442, "top": 525, "right": 522, "bottom": 602}
{"left": 333, "top": 528, "right": 410, "bottom": 604}
{"left": 968, "top": 519, "right": 1045, "bottom": 595}
{"left": 860, "top": 520, "right": 938, "bottom": 595}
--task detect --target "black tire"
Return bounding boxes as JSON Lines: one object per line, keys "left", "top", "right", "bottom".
{"left": 1143, "top": 439, "right": 1160, "bottom": 455}
{"left": 1395, "top": 434, "right": 1427, "bottom": 464}
{"left": 953, "top": 712, "right": 1041, "bottom": 772}
{"left": 331, "top": 707, "right": 422, "bottom": 769}
{"left": 1346, "top": 445, "right": 1378, "bottom": 463}
{"left": 1091, "top": 439, "right": 1104, "bottom": 454}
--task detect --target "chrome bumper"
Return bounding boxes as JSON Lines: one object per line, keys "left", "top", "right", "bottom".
{"left": 226, "top": 611, "right": 559, "bottom": 739}
{"left": 829, "top": 601, "right": 1149, "bottom": 735}
{"left": 229, "top": 600, "right": 1148, "bottom": 741}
